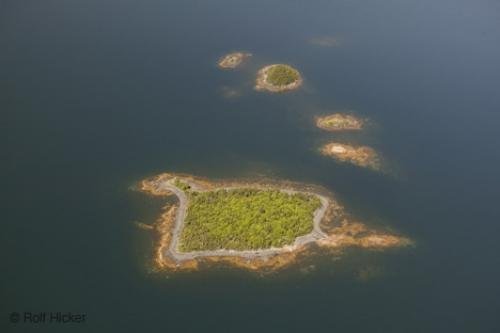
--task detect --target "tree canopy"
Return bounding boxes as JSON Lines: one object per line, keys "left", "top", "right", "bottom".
{"left": 179, "top": 188, "right": 320, "bottom": 251}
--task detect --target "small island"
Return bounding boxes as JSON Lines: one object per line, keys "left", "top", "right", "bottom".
{"left": 320, "top": 143, "right": 381, "bottom": 170}
{"left": 316, "top": 113, "right": 364, "bottom": 131}
{"left": 255, "top": 64, "right": 303, "bottom": 93}
{"left": 219, "top": 86, "right": 241, "bottom": 98}
{"left": 218, "top": 52, "right": 251, "bottom": 69}
{"left": 140, "top": 173, "right": 409, "bottom": 272}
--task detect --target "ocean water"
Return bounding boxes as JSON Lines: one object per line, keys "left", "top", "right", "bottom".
{"left": 2, "top": 0, "right": 500, "bottom": 332}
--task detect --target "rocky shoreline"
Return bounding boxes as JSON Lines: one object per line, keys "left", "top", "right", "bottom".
{"left": 255, "top": 64, "right": 303, "bottom": 93}
{"left": 218, "top": 52, "right": 251, "bottom": 69}
{"left": 320, "top": 143, "right": 381, "bottom": 170}
{"left": 316, "top": 114, "right": 364, "bottom": 131}
{"left": 140, "top": 173, "right": 410, "bottom": 272}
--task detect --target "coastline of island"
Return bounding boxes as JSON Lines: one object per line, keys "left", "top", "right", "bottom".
{"left": 218, "top": 52, "right": 252, "bottom": 69}
{"left": 316, "top": 113, "right": 364, "bottom": 131}
{"left": 320, "top": 143, "right": 381, "bottom": 171}
{"left": 255, "top": 64, "right": 303, "bottom": 93}
{"left": 139, "top": 173, "right": 410, "bottom": 272}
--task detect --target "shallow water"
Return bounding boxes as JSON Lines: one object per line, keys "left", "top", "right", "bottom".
{"left": 2, "top": 0, "right": 500, "bottom": 332}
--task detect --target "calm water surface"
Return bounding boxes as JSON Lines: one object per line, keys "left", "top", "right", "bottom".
{"left": 2, "top": 0, "right": 500, "bottom": 332}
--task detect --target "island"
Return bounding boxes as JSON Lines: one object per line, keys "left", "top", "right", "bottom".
{"left": 139, "top": 173, "right": 410, "bottom": 272}
{"left": 316, "top": 113, "right": 364, "bottom": 131}
{"left": 320, "top": 143, "right": 381, "bottom": 170}
{"left": 217, "top": 52, "right": 252, "bottom": 69}
{"left": 255, "top": 64, "right": 303, "bottom": 93}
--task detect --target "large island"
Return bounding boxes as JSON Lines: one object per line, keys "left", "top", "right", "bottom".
{"left": 140, "top": 173, "right": 410, "bottom": 272}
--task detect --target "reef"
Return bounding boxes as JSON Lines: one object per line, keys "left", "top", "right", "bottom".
{"left": 316, "top": 114, "right": 364, "bottom": 131}
{"left": 218, "top": 52, "right": 252, "bottom": 69}
{"left": 309, "top": 36, "right": 339, "bottom": 47}
{"left": 320, "top": 143, "right": 381, "bottom": 170}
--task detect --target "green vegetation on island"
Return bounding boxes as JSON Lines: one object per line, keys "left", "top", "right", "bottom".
{"left": 266, "top": 64, "right": 300, "bottom": 86}
{"left": 179, "top": 188, "right": 321, "bottom": 251}
{"left": 174, "top": 178, "right": 191, "bottom": 192}
{"left": 217, "top": 52, "right": 252, "bottom": 69}
{"left": 316, "top": 114, "right": 364, "bottom": 131}
{"left": 255, "top": 64, "right": 303, "bottom": 92}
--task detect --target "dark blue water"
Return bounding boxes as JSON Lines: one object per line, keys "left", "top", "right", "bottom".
{"left": 2, "top": 0, "right": 500, "bottom": 332}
